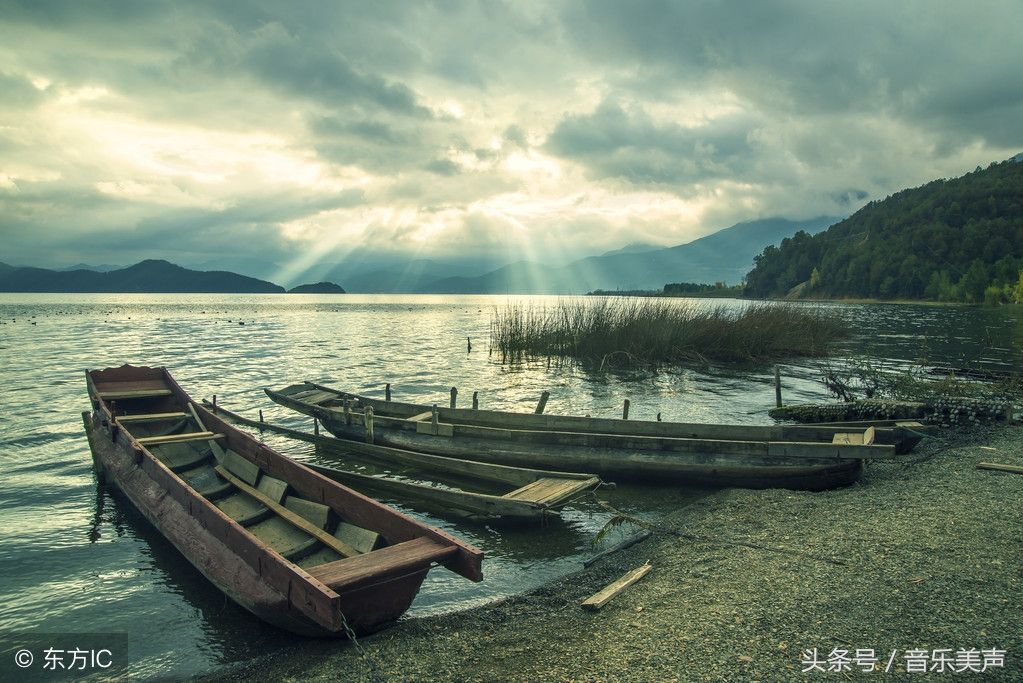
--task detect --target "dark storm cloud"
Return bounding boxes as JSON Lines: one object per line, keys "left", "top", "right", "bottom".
{"left": 1, "top": 0, "right": 1021, "bottom": 269}
{"left": 545, "top": 99, "right": 757, "bottom": 185}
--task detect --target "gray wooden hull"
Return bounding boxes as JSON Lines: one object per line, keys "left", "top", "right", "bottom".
{"left": 317, "top": 416, "right": 863, "bottom": 490}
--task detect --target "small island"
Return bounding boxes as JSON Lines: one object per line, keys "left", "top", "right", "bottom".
{"left": 287, "top": 281, "right": 346, "bottom": 294}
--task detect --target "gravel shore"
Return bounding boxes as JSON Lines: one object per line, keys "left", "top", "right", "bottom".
{"left": 230, "top": 426, "right": 1022, "bottom": 681}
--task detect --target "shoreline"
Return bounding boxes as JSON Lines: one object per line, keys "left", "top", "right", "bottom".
{"left": 224, "top": 425, "right": 1022, "bottom": 682}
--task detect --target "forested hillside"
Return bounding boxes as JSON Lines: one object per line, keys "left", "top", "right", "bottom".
{"left": 744, "top": 158, "right": 1023, "bottom": 303}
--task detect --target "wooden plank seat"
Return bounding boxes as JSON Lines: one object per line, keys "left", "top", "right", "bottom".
{"left": 137, "top": 432, "right": 224, "bottom": 446}
{"left": 98, "top": 389, "right": 173, "bottom": 400}
{"left": 116, "top": 412, "right": 189, "bottom": 423}
{"left": 307, "top": 536, "right": 458, "bottom": 590}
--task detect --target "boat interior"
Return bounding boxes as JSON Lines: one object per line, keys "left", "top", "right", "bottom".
{"left": 97, "top": 381, "right": 388, "bottom": 571}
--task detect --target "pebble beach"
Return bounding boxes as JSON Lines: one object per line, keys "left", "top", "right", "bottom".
{"left": 224, "top": 425, "right": 1022, "bottom": 681}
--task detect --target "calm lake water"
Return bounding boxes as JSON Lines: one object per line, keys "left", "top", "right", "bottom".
{"left": 1, "top": 294, "right": 1020, "bottom": 679}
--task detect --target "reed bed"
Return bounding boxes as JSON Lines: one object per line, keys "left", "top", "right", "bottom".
{"left": 490, "top": 298, "right": 849, "bottom": 366}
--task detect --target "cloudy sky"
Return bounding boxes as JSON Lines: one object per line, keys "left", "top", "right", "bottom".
{"left": 2, "top": 1, "right": 1021, "bottom": 279}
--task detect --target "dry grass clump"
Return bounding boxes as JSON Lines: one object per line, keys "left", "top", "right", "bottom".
{"left": 490, "top": 298, "right": 849, "bottom": 366}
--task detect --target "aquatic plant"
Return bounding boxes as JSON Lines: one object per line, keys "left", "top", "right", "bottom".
{"left": 490, "top": 298, "right": 849, "bottom": 367}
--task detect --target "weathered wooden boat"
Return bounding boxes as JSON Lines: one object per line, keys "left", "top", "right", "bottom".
{"left": 265, "top": 382, "right": 914, "bottom": 491}
{"left": 83, "top": 365, "right": 482, "bottom": 637}
{"left": 202, "top": 400, "right": 602, "bottom": 522}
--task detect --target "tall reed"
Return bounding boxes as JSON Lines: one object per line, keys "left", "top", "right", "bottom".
{"left": 490, "top": 298, "right": 849, "bottom": 366}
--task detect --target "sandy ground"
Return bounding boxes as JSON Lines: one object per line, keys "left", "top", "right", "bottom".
{"left": 225, "top": 426, "right": 1022, "bottom": 682}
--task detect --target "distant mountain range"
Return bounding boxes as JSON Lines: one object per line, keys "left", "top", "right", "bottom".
{"left": 1, "top": 215, "right": 839, "bottom": 294}
{"left": 418, "top": 217, "right": 838, "bottom": 294}
{"left": 0, "top": 260, "right": 286, "bottom": 293}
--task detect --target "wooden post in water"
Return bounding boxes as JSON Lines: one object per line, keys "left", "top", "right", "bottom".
{"left": 364, "top": 407, "right": 375, "bottom": 444}
{"left": 258, "top": 409, "right": 264, "bottom": 423}
{"left": 212, "top": 394, "right": 217, "bottom": 411}
{"left": 656, "top": 412, "right": 661, "bottom": 422}
{"left": 343, "top": 397, "right": 352, "bottom": 425}
{"left": 534, "top": 391, "right": 550, "bottom": 415}
{"left": 313, "top": 419, "right": 319, "bottom": 436}
{"left": 467, "top": 336, "right": 472, "bottom": 353}
{"left": 450, "top": 387, "right": 458, "bottom": 409}
{"left": 623, "top": 399, "right": 630, "bottom": 420}
{"left": 774, "top": 366, "right": 782, "bottom": 408}
{"left": 431, "top": 404, "right": 439, "bottom": 435}
{"left": 385, "top": 383, "right": 391, "bottom": 402}
{"left": 472, "top": 391, "right": 479, "bottom": 410}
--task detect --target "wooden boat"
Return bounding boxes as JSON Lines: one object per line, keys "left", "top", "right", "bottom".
{"left": 83, "top": 365, "right": 483, "bottom": 637}
{"left": 202, "top": 400, "right": 602, "bottom": 522}
{"left": 264, "top": 382, "right": 914, "bottom": 491}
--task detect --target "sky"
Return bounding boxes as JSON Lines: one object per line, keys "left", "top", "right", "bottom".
{"left": 2, "top": 0, "right": 1022, "bottom": 280}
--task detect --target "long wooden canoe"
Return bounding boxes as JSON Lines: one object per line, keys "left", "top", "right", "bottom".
{"left": 202, "top": 400, "right": 602, "bottom": 522}
{"left": 83, "top": 365, "right": 482, "bottom": 637}
{"left": 263, "top": 382, "right": 913, "bottom": 490}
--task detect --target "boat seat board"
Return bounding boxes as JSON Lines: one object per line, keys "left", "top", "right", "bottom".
{"left": 307, "top": 536, "right": 458, "bottom": 589}
{"left": 116, "top": 412, "right": 189, "bottom": 423}
{"left": 137, "top": 431, "right": 223, "bottom": 446}
{"left": 335, "top": 522, "right": 382, "bottom": 554}
{"left": 832, "top": 432, "right": 864, "bottom": 445}
{"left": 214, "top": 492, "right": 271, "bottom": 526}
{"left": 222, "top": 449, "right": 261, "bottom": 487}
{"left": 285, "top": 496, "right": 331, "bottom": 529}
{"left": 408, "top": 411, "right": 435, "bottom": 422}
{"left": 98, "top": 389, "right": 173, "bottom": 400}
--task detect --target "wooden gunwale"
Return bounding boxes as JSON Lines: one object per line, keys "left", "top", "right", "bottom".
{"left": 84, "top": 365, "right": 483, "bottom": 636}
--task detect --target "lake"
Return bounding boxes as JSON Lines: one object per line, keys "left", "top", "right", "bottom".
{"left": 1, "top": 294, "right": 1020, "bottom": 678}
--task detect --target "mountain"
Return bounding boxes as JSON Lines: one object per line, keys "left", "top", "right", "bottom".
{"left": 0, "top": 260, "right": 285, "bottom": 293}
{"left": 57, "top": 263, "right": 122, "bottom": 272}
{"left": 421, "top": 217, "right": 839, "bottom": 294}
{"left": 288, "top": 282, "right": 346, "bottom": 294}
{"left": 598, "top": 241, "right": 663, "bottom": 257}
{"left": 744, "top": 157, "right": 1023, "bottom": 302}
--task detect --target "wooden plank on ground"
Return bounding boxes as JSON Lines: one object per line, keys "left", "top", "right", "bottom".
{"left": 977, "top": 462, "right": 1023, "bottom": 474}
{"left": 213, "top": 465, "right": 361, "bottom": 559}
{"left": 581, "top": 562, "right": 652, "bottom": 611}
